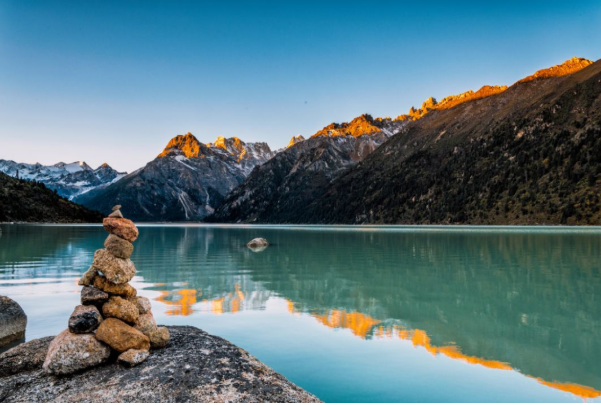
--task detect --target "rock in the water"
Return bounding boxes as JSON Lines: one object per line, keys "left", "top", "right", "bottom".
{"left": 0, "top": 326, "right": 320, "bottom": 402}
{"left": 129, "top": 296, "right": 151, "bottom": 315}
{"left": 0, "top": 336, "right": 54, "bottom": 378}
{"left": 95, "top": 318, "right": 149, "bottom": 353}
{"left": 108, "top": 209, "right": 124, "bottom": 219}
{"left": 133, "top": 312, "right": 157, "bottom": 336}
{"left": 92, "top": 249, "right": 136, "bottom": 285}
{"left": 102, "top": 217, "right": 139, "bottom": 243}
{"left": 104, "top": 234, "right": 134, "bottom": 259}
{"left": 148, "top": 326, "right": 170, "bottom": 349}
{"left": 112, "top": 204, "right": 122, "bottom": 212}
{"left": 68, "top": 305, "right": 103, "bottom": 334}
{"left": 80, "top": 285, "right": 110, "bottom": 307}
{"left": 117, "top": 348, "right": 149, "bottom": 367}
{"left": 78, "top": 266, "right": 98, "bottom": 286}
{"left": 102, "top": 296, "right": 139, "bottom": 324}
{"left": 0, "top": 296, "right": 27, "bottom": 348}
{"left": 247, "top": 237, "right": 269, "bottom": 248}
{"left": 93, "top": 275, "right": 137, "bottom": 298}
{"left": 42, "top": 329, "right": 110, "bottom": 376}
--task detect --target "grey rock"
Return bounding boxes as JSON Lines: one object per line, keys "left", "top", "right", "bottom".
{"left": 104, "top": 233, "right": 133, "bottom": 259}
{"left": 133, "top": 311, "right": 157, "bottom": 336}
{"left": 247, "top": 237, "right": 269, "bottom": 248}
{"left": 42, "top": 329, "right": 111, "bottom": 376}
{"left": 117, "top": 348, "right": 149, "bottom": 367}
{"left": 0, "top": 296, "right": 27, "bottom": 348}
{"left": 1, "top": 326, "right": 320, "bottom": 402}
{"left": 130, "top": 296, "right": 151, "bottom": 315}
{"left": 0, "top": 336, "right": 54, "bottom": 378}
{"left": 148, "top": 326, "right": 169, "bottom": 349}
{"left": 80, "top": 285, "right": 109, "bottom": 307}
{"left": 108, "top": 209, "right": 124, "bottom": 218}
{"left": 68, "top": 305, "right": 103, "bottom": 334}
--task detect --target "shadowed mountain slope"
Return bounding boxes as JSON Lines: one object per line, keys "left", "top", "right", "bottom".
{"left": 76, "top": 133, "right": 274, "bottom": 221}
{"left": 213, "top": 57, "right": 601, "bottom": 224}
{"left": 298, "top": 59, "right": 601, "bottom": 225}
{"left": 210, "top": 115, "right": 406, "bottom": 223}
{"left": 0, "top": 172, "right": 102, "bottom": 223}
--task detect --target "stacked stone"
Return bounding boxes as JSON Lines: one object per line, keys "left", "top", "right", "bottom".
{"left": 43, "top": 205, "right": 170, "bottom": 376}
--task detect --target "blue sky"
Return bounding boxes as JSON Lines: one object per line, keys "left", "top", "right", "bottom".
{"left": 1, "top": 0, "right": 600, "bottom": 172}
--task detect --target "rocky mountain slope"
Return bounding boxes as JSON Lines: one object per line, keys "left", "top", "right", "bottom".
{"left": 0, "top": 172, "right": 103, "bottom": 223}
{"left": 0, "top": 160, "right": 125, "bottom": 200}
{"left": 210, "top": 115, "right": 407, "bottom": 223}
{"left": 76, "top": 133, "right": 274, "bottom": 221}
{"left": 213, "top": 57, "right": 601, "bottom": 225}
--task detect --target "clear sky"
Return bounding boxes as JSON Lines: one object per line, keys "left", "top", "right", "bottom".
{"left": 1, "top": 0, "right": 600, "bottom": 172}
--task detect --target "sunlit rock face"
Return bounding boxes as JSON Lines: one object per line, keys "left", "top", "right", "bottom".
{"left": 287, "top": 135, "right": 305, "bottom": 148}
{"left": 0, "top": 160, "right": 125, "bottom": 200}
{"left": 517, "top": 56, "right": 593, "bottom": 83}
{"left": 394, "top": 57, "right": 592, "bottom": 122}
{"left": 76, "top": 133, "right": 275, "bottom": 221}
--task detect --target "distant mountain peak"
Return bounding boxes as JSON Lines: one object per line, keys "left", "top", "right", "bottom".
{"left": 517, "top": 56, "right": 593, "bottom": 84}
{"left": 157, "top": 132, "right": 203, "bottom": 158}
{"left": 209, "top": 136, "right": 245, "bottom": 155}
{"left": 312, "top": 113, "right": 382, "bottom": 138}
{"left": 287, "top": 135, "right": 305, "bottom": 148}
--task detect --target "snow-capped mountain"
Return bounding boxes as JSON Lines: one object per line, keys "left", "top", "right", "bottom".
{"left": 75, "top": 133, "right": 275, "bottom": 221}
{"left": 0, "top": 159, "right": 126, "bottom": 200}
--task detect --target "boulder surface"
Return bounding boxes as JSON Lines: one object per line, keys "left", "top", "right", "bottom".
{"left": 247, "top": 237, "right": 269, "bottom": 248}
{"left": 42, "top": 329, "right": 111, "bottom": 375}
{"left": 0, "top": 296, "right": 27, "bottom": 348}
{"left": 0, "top": 326, "right": 320, "bottom": 403}
{"left": 92, "top": 249, "right": 136, "bottom": 285}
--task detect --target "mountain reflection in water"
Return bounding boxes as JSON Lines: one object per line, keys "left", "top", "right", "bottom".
{"left": 1, "top": 224, "right": 600, "bottom": 402}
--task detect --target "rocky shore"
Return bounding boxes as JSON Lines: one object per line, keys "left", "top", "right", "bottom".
{"left": 0, "top": 325, "right": 320, "bottom": 403}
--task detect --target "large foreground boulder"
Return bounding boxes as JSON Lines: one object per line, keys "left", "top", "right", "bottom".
{"left": 0, "top": 296, "right": 27, "bottom": 347}
{"left": 0, "top": 326, "right": 320, "bottom": 403}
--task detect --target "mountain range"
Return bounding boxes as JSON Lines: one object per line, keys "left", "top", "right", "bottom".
{"left": 212, "top": 57, "right": 600, "bottom": 225}
{"left": 74, "top": 134, "right": 275, "bottom": 221}
{"left": 2, "top": 57, "right": 599, "bottom": 224}
{"left": 0, "top": 160, "right": 125, "bottom": 200}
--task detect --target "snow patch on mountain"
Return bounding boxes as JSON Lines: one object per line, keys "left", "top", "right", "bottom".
{"left": 0, "top": 159, "right": 126, "bottom": 200}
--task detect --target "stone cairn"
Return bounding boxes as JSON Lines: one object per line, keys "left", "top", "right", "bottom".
{"left": 43, "top": 205, "right": 169, "bottom": 375}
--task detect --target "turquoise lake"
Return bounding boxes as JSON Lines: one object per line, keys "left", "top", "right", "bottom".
{"left": 1, "top": 224, "right": 600, "bottom": 402}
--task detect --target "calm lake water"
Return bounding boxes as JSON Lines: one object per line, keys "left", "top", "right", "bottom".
{"left": 1, "top": 224, "right": 600, "bottom": 402}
